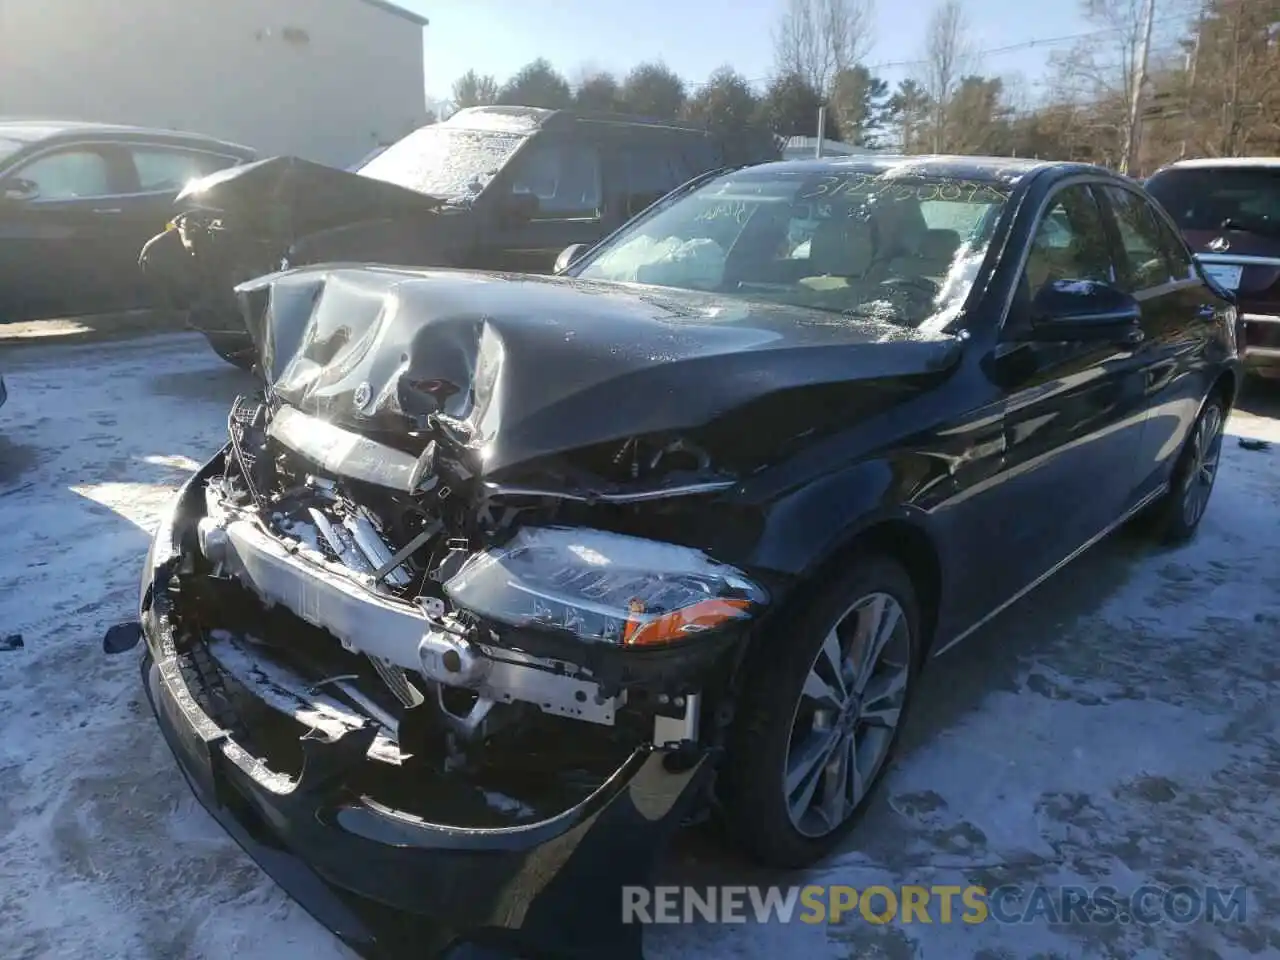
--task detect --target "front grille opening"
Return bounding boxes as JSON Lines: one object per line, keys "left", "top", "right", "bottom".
{"left": 172, "top": 571, "right": 643, "bottom": 827}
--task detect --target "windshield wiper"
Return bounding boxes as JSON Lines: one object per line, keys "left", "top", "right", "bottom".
{"left": 1220, "top": 217, "right": 1280, "bottom": 239}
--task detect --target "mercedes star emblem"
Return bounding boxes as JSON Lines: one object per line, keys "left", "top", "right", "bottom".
{"left": 1207, "top": 236, "right": 1230, "bottom": 252}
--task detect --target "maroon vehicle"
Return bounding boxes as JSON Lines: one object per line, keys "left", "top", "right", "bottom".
{"left": 1146, "top": 158, "right": 1280, "bottom": 378}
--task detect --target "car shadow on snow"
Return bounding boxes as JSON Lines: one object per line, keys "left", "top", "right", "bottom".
{"left": 0, "top": 436, "right": 40, "bottom": 488}
{"left": 147, "top": 362, "right": 260, "bottom": 405}
{"left": 1237, "top": 376, "right": 1280, "bottom": 419}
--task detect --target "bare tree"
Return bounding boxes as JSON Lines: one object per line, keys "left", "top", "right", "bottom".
{"left": 773, "top": 0, "right": 876, "bottom": 95}
{"left": 919, "top": 0, "right": 977, "bottom": 152}
{"left": 1047, "top": 0, "right": 1192, "bottom": 168}
{"left": 937, "top": 0, "right": 1280, "bottom": 168}
{"left": 1183, "top": 0, "right": 1280, "bottom": 157}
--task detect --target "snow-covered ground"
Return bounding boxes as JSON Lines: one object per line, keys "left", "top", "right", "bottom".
{"left": 1, "top": 333, "right": 1278, "bottom": 960}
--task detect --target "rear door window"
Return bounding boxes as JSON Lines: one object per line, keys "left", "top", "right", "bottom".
{"left": 508, "top": 141, "right": 602, "bottom": 219}
{"left": 623, "top": 144, "right": 696, "bottom": 217}
{"left": 130, "top": 147, "right": 239, "bottom": 193}
{"left": 1148, "top": 209, "right": 1196, "bottom": 279}
{"left": 1100, "top": 185, "right": 1182, "bottom": 291}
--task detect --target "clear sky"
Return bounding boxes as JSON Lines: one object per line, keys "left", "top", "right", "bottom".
{"left": 397, "top": 0, "right": 1103, "bottom": 106}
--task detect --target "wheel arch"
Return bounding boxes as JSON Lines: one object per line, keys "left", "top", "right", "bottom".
{"left": 757, "top": 513, "right": 945, "bottom": 669}
{"left": 1212, "top": 367, "right": 1239, "bottom": 411}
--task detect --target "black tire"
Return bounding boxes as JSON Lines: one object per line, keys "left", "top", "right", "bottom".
{"left": 1142, "top": 393, "right": 1227, "bottom": 545}
{"left": 722, "top": 555, "right": 922, "bottom": 869}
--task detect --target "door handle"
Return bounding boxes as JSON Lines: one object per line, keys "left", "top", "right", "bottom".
{"left": 93, "top": 207, "right": 123, "bottom": 215}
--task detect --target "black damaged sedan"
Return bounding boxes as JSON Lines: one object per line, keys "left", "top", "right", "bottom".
{"left": 119, "top": 156, "right": 1239, "bottom": 959}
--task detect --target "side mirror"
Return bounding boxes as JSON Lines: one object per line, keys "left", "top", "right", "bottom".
{"left": 2, "top": 178, "right": 37, "bottom": 202}
{"left": 555, "top": 243, "right": 589, "bottom": 273}
{"left": 500, "top": 190, "right": 540, "bottom": 223}
{"left": 1018, "top": 279, "right": 1143, "bottom": 344}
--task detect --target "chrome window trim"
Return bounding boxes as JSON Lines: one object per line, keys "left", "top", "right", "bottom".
{"left": 1197, "top": 252, "right": 1280, "bottom": 268}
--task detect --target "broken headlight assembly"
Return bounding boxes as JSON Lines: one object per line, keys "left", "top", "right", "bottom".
{"left": 444, "top": 527, "right": 768, "bottom": 647}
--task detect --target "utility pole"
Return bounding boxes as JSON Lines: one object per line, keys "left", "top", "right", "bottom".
{"left": 1122, "top": 0, "right": 1156, "bottom": 175}
{"left": 1180, "top": 3, "right": 1203, "bottom": 159}
{"left": 816, "top": 104, "right": 827, "bottom": 157}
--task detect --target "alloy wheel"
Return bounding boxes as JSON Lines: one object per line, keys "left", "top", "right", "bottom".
{"left": 783, "top": 592, "right": 912, "bottom": 838}
{"left": 1182, "top": 403, "right": 1225, "bottom": 528}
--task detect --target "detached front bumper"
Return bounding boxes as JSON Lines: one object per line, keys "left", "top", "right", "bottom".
{"left": 138, "top": 461, "right": 712, "bottom": 960}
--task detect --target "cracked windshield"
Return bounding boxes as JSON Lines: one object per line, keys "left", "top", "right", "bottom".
{"left": 577, "top": 168, "right": 1009, "bottom": 329}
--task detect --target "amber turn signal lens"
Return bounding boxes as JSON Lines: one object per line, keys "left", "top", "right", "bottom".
{"left": 623, "top": 598, "right": 752, "bottom": 646}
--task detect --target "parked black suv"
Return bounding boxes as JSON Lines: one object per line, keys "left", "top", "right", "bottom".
{"left": 141, "top": 106, "right": 780, "bottom": 367}
{"left": 1145, "top": 158, "right": 1280, "bottom": 379}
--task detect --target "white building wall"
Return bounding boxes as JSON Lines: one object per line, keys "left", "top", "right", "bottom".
{"left": 0, "top": 0, "right": 427, "bottom": 168}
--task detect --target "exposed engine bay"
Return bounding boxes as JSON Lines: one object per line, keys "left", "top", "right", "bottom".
{"left": 168, "top": 391, "right": 765, "bottom": 825}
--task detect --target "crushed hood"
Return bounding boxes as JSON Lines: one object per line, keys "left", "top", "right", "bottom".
{"left": 235, "top": 266, "right": 962, "bottom": 475}
{"left": 176, "top": 156, "right": 447, "bottom": 241}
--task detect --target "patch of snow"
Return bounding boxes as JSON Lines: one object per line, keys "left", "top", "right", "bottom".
{"left": 2, "top": 332, "right": 1279, "bottom": 960}
{"left": 1052, "top": 279, "right": 1101, "bottom": 295}
{"left": 278, "top": 515, "right": 321, "bottom": 553}
{"left": 204, "top": 632, "right": 400, "bottom": 762}
{"left": 919, "top": 241, "right": 988, "bottom": 333}
{"left": 140, "top": 453, "right": 201, "bottom": 472}
{"left": 0, "top": 335, "right": 360, "bottom": 960}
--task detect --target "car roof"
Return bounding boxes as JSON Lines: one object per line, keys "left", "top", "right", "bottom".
{"left": 0, "top": 119, "right": 256, "bottom": 156}
{"left": 443, "top": 105, "right": 713, "bottom": 138}
{"left": 1152, "top": 157, "right": 1280, "bottom": 176}
{"left": 731, "top": 153, "right": 1108, "bottom": 184}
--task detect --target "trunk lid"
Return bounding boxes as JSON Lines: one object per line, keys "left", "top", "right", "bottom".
{"left": 176, "top": 155, "right": 449, "bottom": 243}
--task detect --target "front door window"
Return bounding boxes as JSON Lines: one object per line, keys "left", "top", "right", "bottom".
{"left": 6, "top": 149, "right": 112, "bottom": 200}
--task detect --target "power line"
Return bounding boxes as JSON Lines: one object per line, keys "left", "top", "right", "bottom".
{"left": 683, "top": 12, "right": 1191, "bottom": 90}
{"left": 867, "top": 13, "right": 1186, "bottom": 72}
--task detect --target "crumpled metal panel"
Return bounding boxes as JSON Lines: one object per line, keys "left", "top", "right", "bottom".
{"left": 235, "top": 266, "right": 962, "bottom": 476}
